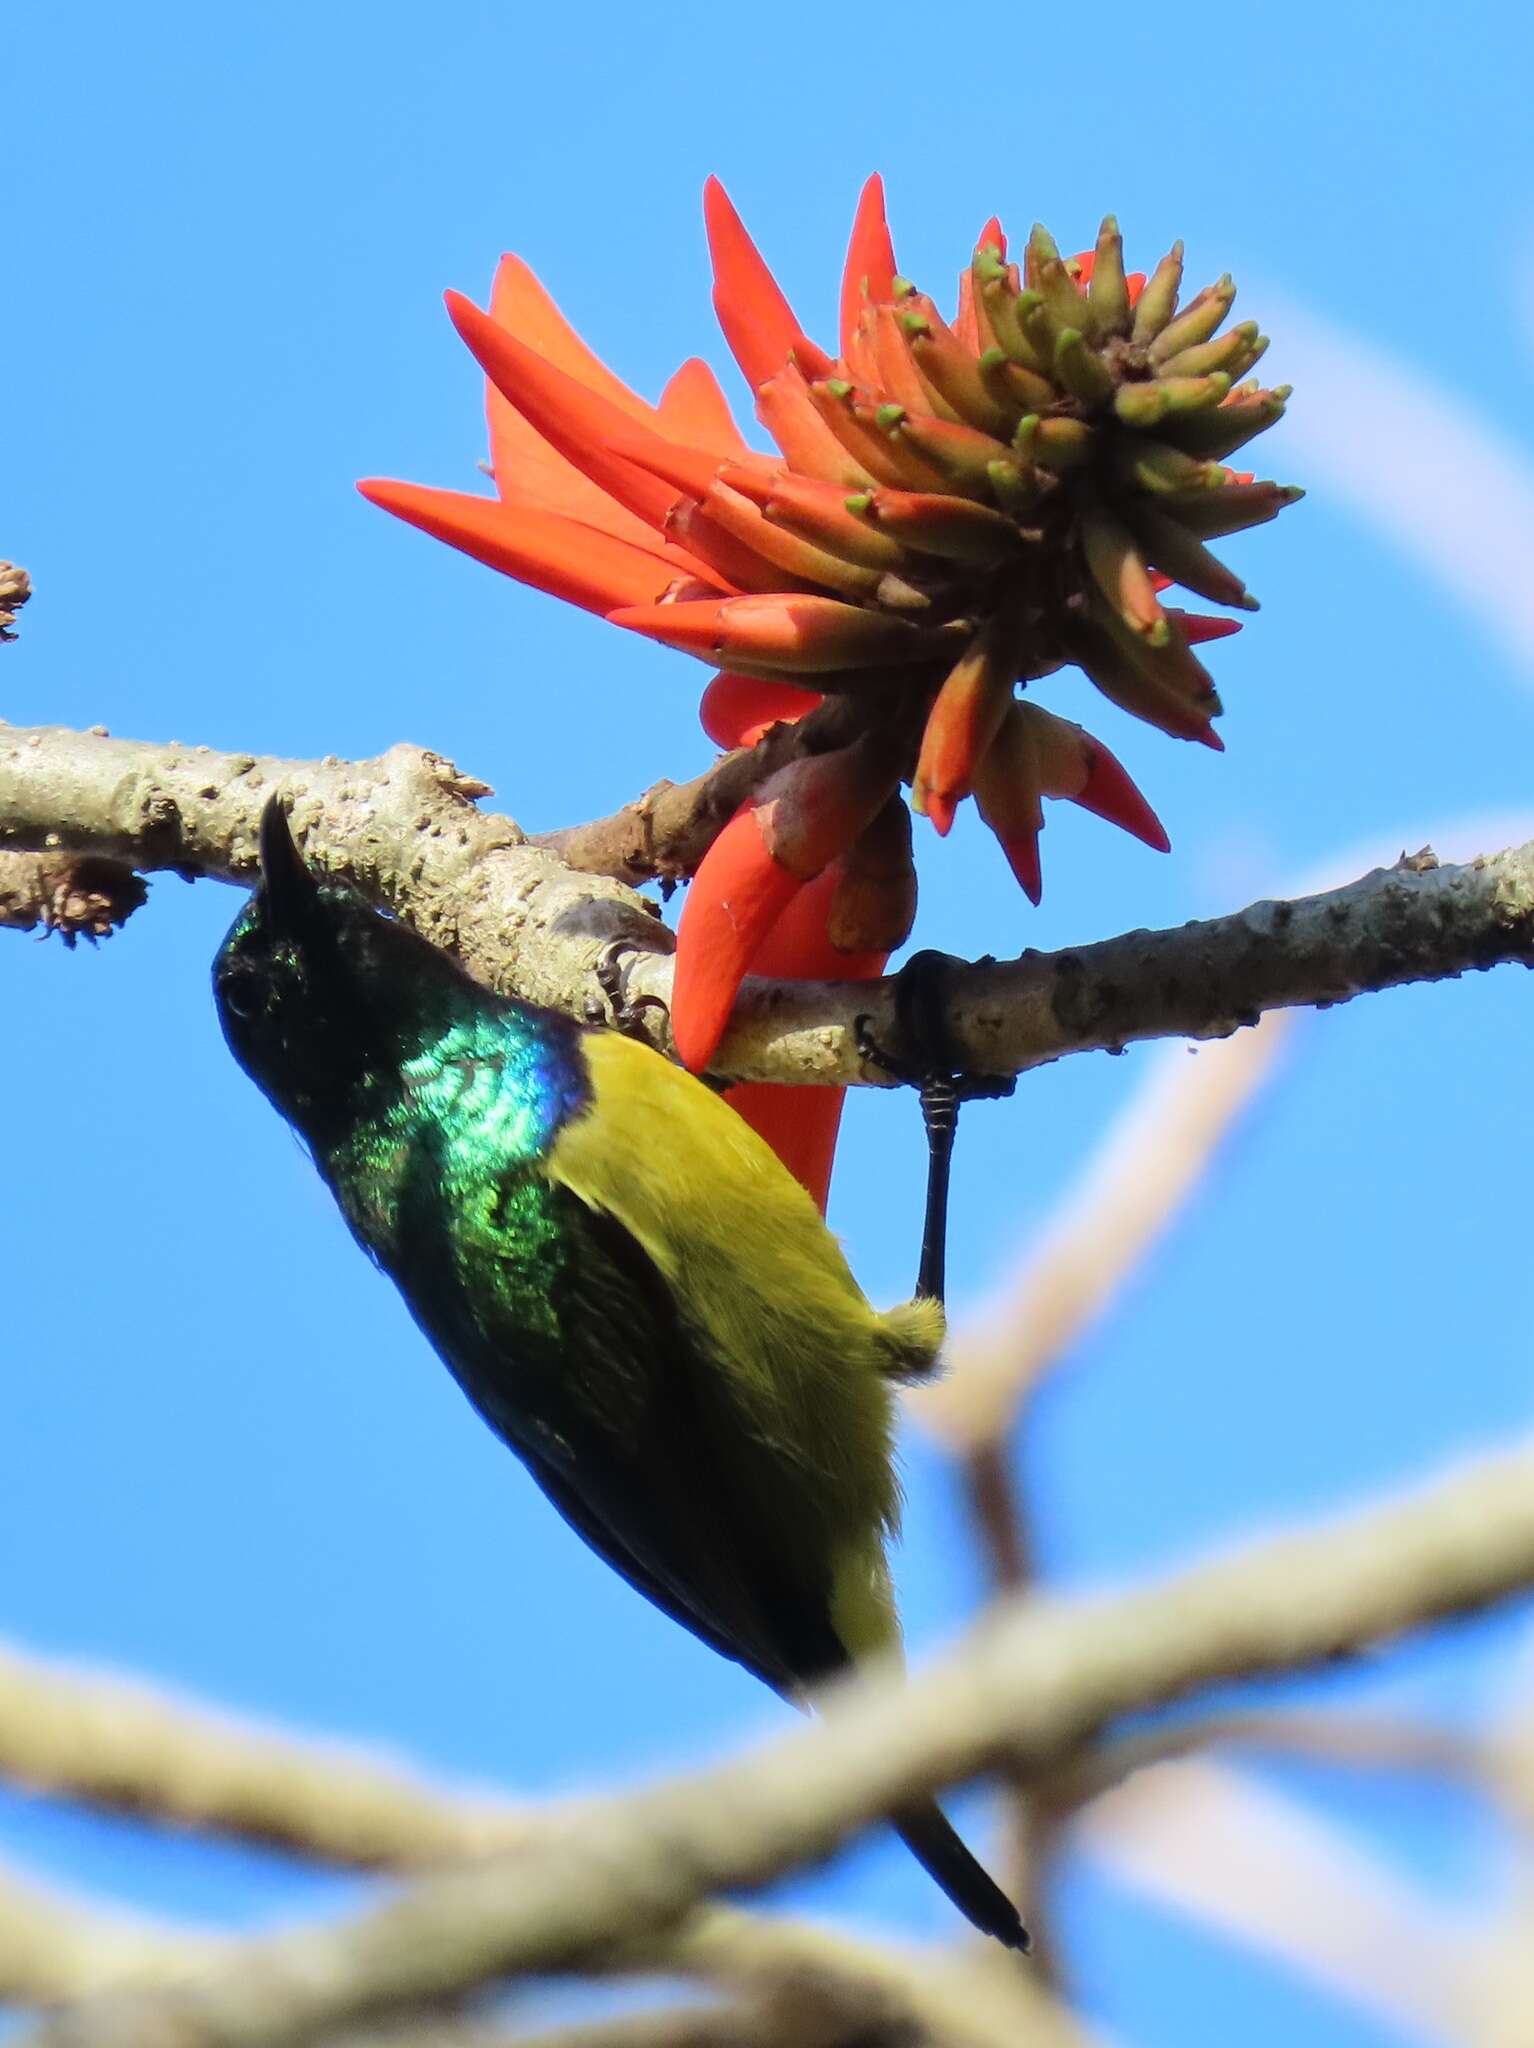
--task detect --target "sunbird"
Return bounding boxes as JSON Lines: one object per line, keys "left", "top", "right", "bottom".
{"left": 213, "top": 799, "right": 1027, "bottom": 1950}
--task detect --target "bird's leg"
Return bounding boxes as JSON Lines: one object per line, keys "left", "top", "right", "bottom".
{"left": 589, "top": 939, "right": 671, "bottom": 1040}
{"left": 856, "top": 950, "right": 1015, "bottom": 1305}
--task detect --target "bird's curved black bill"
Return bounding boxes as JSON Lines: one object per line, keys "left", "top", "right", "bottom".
{"left": 258, "top": 796, "right": 317, "bottom": 927}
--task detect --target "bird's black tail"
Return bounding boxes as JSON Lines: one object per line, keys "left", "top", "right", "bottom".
{"left": 893, "top": 1800, "right": 1030, "bottom": 1952}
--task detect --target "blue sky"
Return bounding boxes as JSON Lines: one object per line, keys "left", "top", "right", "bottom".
{"left": 6, "top": 3, "right": 1534, "bottom": 2040}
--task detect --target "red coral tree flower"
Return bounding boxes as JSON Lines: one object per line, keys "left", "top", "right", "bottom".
{"left": 362, "top": 178, "right": 1299, "bottom": 1207}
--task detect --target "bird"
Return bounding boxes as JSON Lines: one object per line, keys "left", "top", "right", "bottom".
{"left": 212, "top": 796, "right": 1027, "bottom": 1951}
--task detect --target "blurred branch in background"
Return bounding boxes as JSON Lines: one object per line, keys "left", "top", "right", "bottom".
{"left": 0, "top": 1645, "right": 531, "bottom": 1868}
{"left": 16, "top": 1433, "right": 1534, "bottom": 2047}
{"left": 1076, "top": 1756, "right": 1479, "bottom": 2044}
{"left": 0, "top": 1851, "right": 1079, "bottom": 2048}
{"left": 0, "top": 1861, "right": 225, "bottom": 2005}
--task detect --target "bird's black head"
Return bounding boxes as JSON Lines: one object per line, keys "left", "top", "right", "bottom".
{"left": 214, "top": 799, "right": 469, "bottom": 1139}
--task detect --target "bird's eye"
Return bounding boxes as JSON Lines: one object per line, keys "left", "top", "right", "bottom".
{"left": 222, "top": 979, "right": 264, "bottom": 1021}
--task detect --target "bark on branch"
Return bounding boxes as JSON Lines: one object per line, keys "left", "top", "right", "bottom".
{"left": 4, "top": 723, "right": 1533, "bottom": 1085}
{"left": 25, "top": 1434, "right": 1534, "bottom": 2048}
{"left": 0, "top": 562, "right": 31, "bottom": 643}
{"left": 0, "top": 851, "right": 147, "bottom": 940}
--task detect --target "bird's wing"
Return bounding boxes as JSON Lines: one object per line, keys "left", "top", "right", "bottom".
{"left": 543, "top": 1028, "right": 916, "bottom": 1669}
{"left": 442, "top": 1177, "right": 849, "bottom": 1701}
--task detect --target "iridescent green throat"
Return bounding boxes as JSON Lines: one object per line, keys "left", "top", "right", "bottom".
{"left": 321, "top": 1007, "right": 589, "bottom": 1257}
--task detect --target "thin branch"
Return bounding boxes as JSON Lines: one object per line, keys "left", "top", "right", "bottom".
{"left": 0, "top": 851, "right": 147, "bottom": 941}
{"left": 0, "top": 1642, "right": 530, "bottom": 1868}
{"left": 504, "top": 2012, "right": 787, "bottom": 2048}
{"left": 0, "top": 1860, "right": 224, "bottom": 2002}
{"left": 655, "top": 1912, "right": 1090, "bottom": 2048}
{"left": 25, "top": 1434, "right": 1534, "bottom": 2048}
{"left": 1046, "top": 1706, "right": 1492, "bottom": 1817}
{"left": 531, "top": 696, "right": 865, "bottom": 888}
{"left": 0, "top": 562, "right": 31, "bottom": 643}
{"left": 4, "top": 724, "right": 1534, "bottom": 1086}
{"left": 1076, "top": 1756, "right": 1481, "bottom": 2043}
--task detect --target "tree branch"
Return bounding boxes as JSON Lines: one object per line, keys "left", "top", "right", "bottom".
{"left": 0, "top": 723, "right": 675, "bottom": 1041}
{"left": 4, "top": 724, "right": 1533, "bottom": 1086}
{"left": 0, "top": 1642, "right": 529, "bottom": 1867}
{"left": 0, "top": 562, "right": 31, "bottom": 643}
{"left": 0, "top": 1860, "right": 224, "bottom": 2003}
{"left": 0, "top": 851, "right": 147, "bottom": 941}
{"left": 1075, "top": 1756, "right": 1474, "bottom": 2040}
{"left": 0, "top": 1864, "right": 1064, "bottom": 2048}
{"left": 25, "top": 1434, "right": 1534, "bottom": 2048}
{"left": 0, "top": 1645, "right": 1086, "bottom": 2046}
{"left": 1044, "top": 1706, "right": 1491, "bottom": 1818}
{"left": 530, "top": 696, "right": 865, "bottom": 889}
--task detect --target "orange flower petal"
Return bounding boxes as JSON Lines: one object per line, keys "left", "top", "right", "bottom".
{"left": 753, "top": 743, "right": 896, "bottom": 877}
{"left": 748, "top": 858, "right": 883, "bottom": 981}
{"left": 700, "top": 671, "right": 822, "bottom": 748}
{"left": 697, "top": 479, "right": 884, "bottom": 598}
{"left": 448, "top": 292, "right": 721, "bottom": 515}
{"left": 853, "top": 486, "right": 1020, "bottom": 565}
{"left": 489, "top": 253, "right": 660, "bottom": 423}
{"left": 840, "top": 174, "right": 898, "bottom": 358}
{"left": 723, "top": 1080, "right": 850, "bottom": 1214}
{"left": 672, "top": 804, "right": 804, "bottom": 1072}
{"left": 530, "top": 496, "right": 716, "bottom": 583}
{"left": 756, "top": 364, "right": 878, "bottom": 487}
{"left": 487, "top": 406, "right": 683, "bottom": 552}
{"left": 995, "top": 820, "right": 1043, "bottom": 904}
{"left": 913, "top": 625, "right": 1017, "bottom": 833}
{"left": 483, "top": 255, "right": 694, "bottom": 552}
{"left": 1169, "top": 608, "right": 1244, "bottom": 646}
{"left": 722, "top": 864, "right": 887, "bottom": 1211}
{"left": 756, "top": 470, "right": 912, "bottom": 572}
{"left": 971, "top": 707, "right": 1045, "bottom": 904}
{"left": 664, "top": 499, "right": 810, "bottom": 596}
{"left": 357, "top": 480, "right": 685, "bottom": 613}
{"left": 1072, "top": 736, "right": 1172, "bottom": 851}
{"left": 704, "top": 177, "right": 835, "bottom": 390}
{"left": 611, "top": 593, "right": 945, "bottom": 673}
{"left": 955, "top": 218, "right": 1006, "bottom": 349}
{"left": 806, "top": 381, "right": 949, "bottom": 492}
{"left": 870, "top": 304, "right": 942, "bottom": 417}
{"left": 658, "top": 357, "right": 753, "bottom": 459}
{"left": 842, "top": 305, "right": 881, "bottom": 388}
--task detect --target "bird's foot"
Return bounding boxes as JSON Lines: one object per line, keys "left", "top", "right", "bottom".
{"left": 856, "top": 950, "right": 1015, "bottom": 1305}
{"left": 855, "top": 949, "right": 1016, "bottom": 1109}
{"left": 589, "top": 940, "right": 670, "bottom": 1040}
